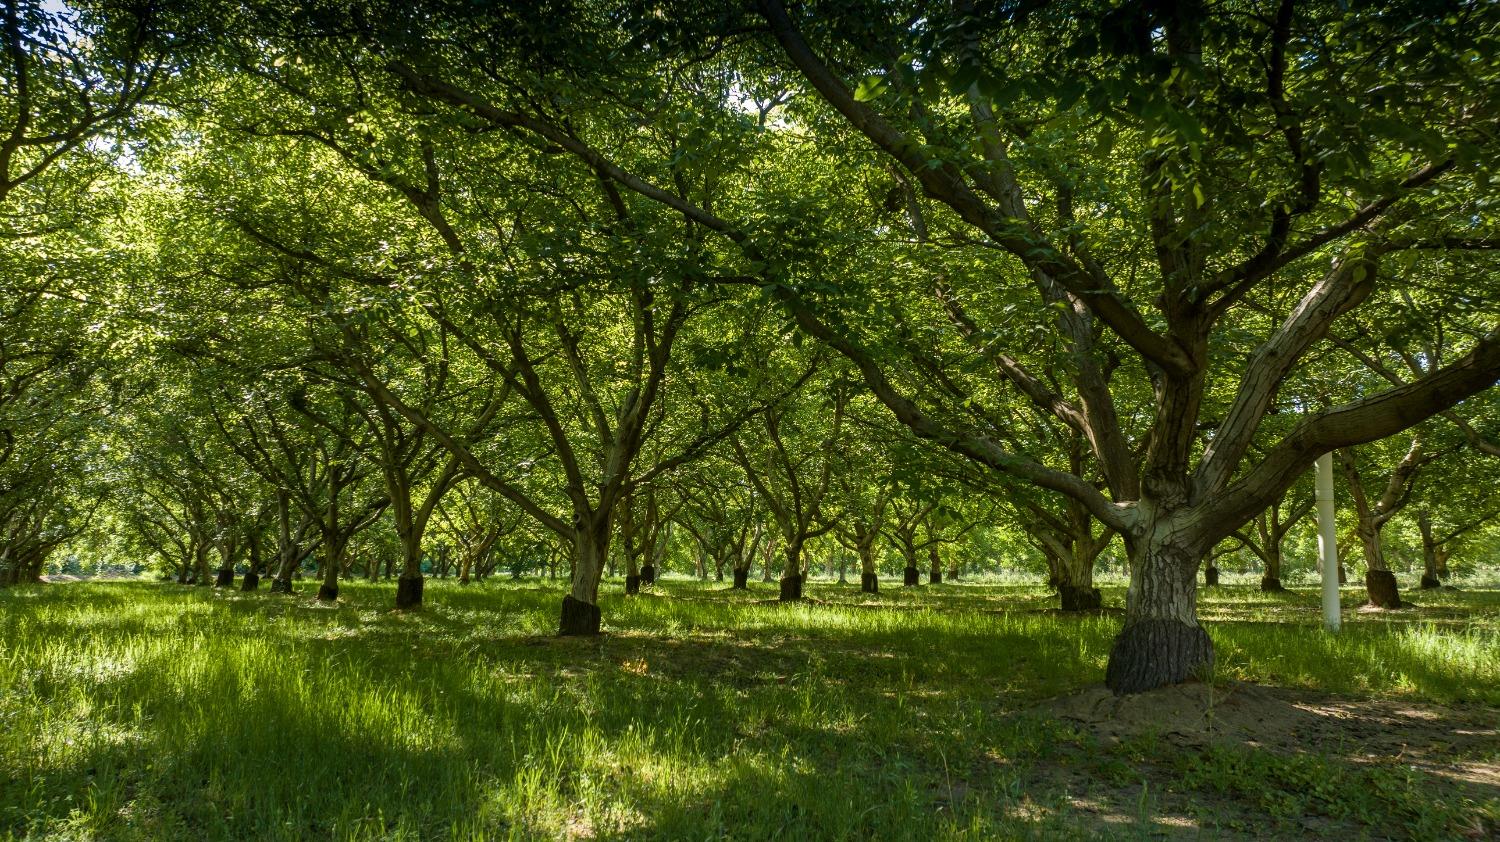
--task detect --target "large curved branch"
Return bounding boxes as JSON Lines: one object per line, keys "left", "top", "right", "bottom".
{"left": 1205, "top": 328, "right": 1500, "bottom": 530}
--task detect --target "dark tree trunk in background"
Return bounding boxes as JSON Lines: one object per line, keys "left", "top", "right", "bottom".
{"left": 928, "top": 545, "right": 942, "bottom": 584}
{"left": 1418, "top": 510, "right": 1445, "bottom": 590}
{"left": 641, "top": 564, "right": 656, "bottom": 585}
{"left": 903, "top": 566, "right": 920, "bottom": 586}
{"left": 1060, "top": 586, "right": 1102, "bottom": 611}
{"left": 1203, "top": 565, "right": 1219, "bottom": 587}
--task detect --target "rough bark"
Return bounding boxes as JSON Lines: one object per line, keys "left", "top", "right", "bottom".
{"left": 1365, "top": 569, "right": 1402, "bottom": 608}
{"left": 1059, "top": 585, "right": 1102, "bottom": 611}
{"left": 779, "top": 574, "right": 803, "bottom": 601}
{"left": 1105, "top": 532, "right": 1213, "bottom": 694}
{"left": 395, "top": 574, "right": 424, "bottom": 609}
{"left": 560, "top": 517, "right": 609, "bottom": 635}
{"left": 559, "top": 594, "right": 601, "bottom": 635}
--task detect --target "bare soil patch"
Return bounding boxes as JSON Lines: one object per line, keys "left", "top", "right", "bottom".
{"left": 1025, "top": 681, "right": 1498, "bottom": 839}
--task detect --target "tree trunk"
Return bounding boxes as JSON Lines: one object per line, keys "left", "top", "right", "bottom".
{"left": 396, "top": 537, "right": 425, "bottom": 609}
{"left": 859, "top": 543, "right": 878, "bottom": 594}
{"left": 901, "top": 545, "right": 919, "bottom": 586}
{"left": 317, "top": 537, "right": 343, "bottom": 602}
{"left": 927, "top": 545, "right": 942, "bottom": 584}
{"left": 1104, "top": 530, "right": 1213, "bottom": 695}
{"left": 1057, "top": 541, "right": 1101, "bottom": 611}
{"left": 732, "top": 566, "right": 749, "bottom": 589}
{"left": 779, "top": 536, "right": 804, "bottom": 602}
{"left": 1417, "top": 511, "right": 1444, "bottom": 590}
{"left": 1203, "top": 565, "right": 1219, "bottom": 587}
{"left": 1259, "top": 539, "right": 1285, "bottom": 592}
{"left": 560, "top": 516, "right": 609, "bottom": 635}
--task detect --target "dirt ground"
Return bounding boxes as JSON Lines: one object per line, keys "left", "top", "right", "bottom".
{"left": 1027, "top": 681, "right": 1498, "bottom": 839}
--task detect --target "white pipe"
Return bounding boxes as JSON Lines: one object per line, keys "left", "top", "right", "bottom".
{"left": 1315, "top": 452, "right": 1341, "bottom": 631}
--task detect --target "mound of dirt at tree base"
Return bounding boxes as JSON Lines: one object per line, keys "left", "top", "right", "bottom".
{"left": 1043, "top": 681, "right": 1499, "bottom": 795}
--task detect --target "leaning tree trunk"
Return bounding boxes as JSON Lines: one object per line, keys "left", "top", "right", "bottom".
{"left": 560, "top": 516, "right": 610, "bottom": 636}
{"left": 1104, "top": 527, "right": 1214, "bottom": 695}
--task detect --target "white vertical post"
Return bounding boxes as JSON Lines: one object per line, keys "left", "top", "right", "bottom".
{"left": 1315, "top": 452, "right": 1341, "bottom": 631}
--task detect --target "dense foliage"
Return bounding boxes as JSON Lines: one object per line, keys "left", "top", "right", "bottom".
{"left": 2, "top": 0, "right": 1498, "bottom": 695}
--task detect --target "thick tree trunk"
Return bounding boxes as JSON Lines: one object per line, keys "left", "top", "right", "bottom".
{"left": 560, "top": 518, "right": 608, "bottom": 635}
{"left": 1056, "top": 542, "right": 1101, "bottom": 611}
{"left": 316, "top": 529, "right": 347, "bottom": 603}
{"left": 1365, "top": 570, "right": 1402, "bottom": 607}
{"left": 901, "top": 545, "right": 919, "bottom": 586}
{"left": 1105, "top": 531, "right": 1213, "bottom": 695}
{"left": 1259, "top": 541, "right": 1285, "bottom": 591}
{"left": 395, "top": 538, "right": 425, "bottom": 609}
{"left": 641, "top": 564, "right": 656, "bottom": 585}
{"left": 858, "top": 544, "right": 878, "bottom": 594}
{"left": 779, "top": 537, "right": 804, "bottom": 602}
{"left": 193, "top": 542, "right": 213, "bottom": 587}
{"left": 732, "top": 566, "right": 749, "bottom": 589}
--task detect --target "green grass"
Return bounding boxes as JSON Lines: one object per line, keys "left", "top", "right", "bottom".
{"left": 1, "top": 578, "right": 1495, "bottom": 840}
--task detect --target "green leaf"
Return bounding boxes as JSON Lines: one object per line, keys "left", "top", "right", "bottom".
{"left": 853, "top": 76, "right": 888, "bottom": 102}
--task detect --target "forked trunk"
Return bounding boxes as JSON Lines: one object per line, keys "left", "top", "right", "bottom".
{"left": 1105, "top": 529, "right": 1213, "bottom": 695}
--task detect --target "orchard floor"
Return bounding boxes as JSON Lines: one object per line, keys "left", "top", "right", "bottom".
{"left": 1, "top": 578, "right": 1496, "bottom": 841}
